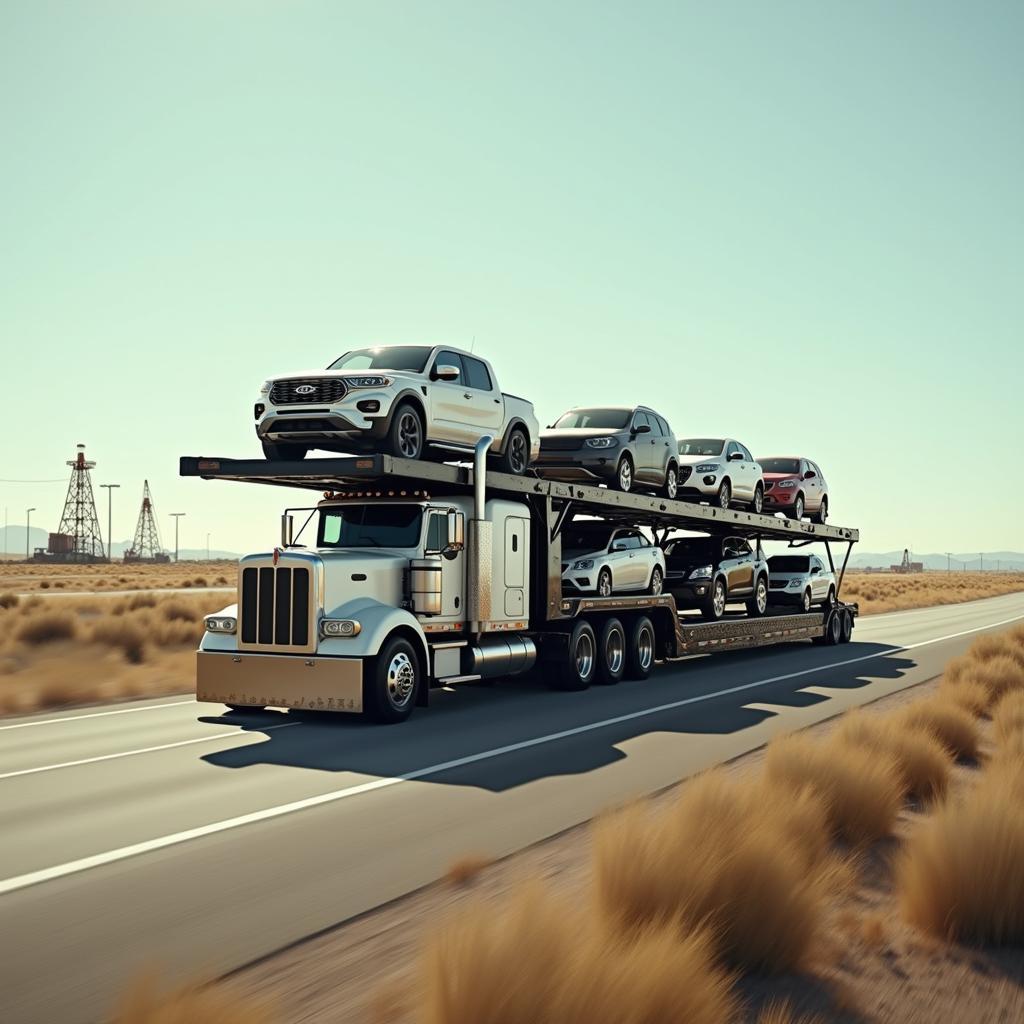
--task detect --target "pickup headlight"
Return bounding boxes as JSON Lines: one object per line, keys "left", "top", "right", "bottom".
{"left": 205, "top": 616, "right": 238, "bottom": 633}
{"left": 259, "top": 380, "right": 272, "bottom": 395}
{"left": 585, "top": 436, "right": 619, "bottom": 449}
{"left": 695, "top": 463, "right": 720, "bottom": 473}
{"left": 776, "top": 479, "right": 797, "bottom": 489}
{"left": 345, "top": 376, "right": 392, "bottom": 389}
{"left": 571, "top": 559, "right": 595, "bottom": 570}
{"left": 688, "top": 565, "right": 713, "bottom": 579}
{"left": 321, "top": 618, "right": 362, "bottom": 637}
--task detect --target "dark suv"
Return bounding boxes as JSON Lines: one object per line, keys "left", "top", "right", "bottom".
{"left": 661, "top": 534, "right": 769, "bottom": 620}
{"left": 536, "top": 405, "right": 679, "bottom": 496}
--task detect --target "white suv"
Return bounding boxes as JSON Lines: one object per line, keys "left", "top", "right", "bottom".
{"left": 561, "top": 522, "right": 665, "bottom": 597}
{"left": 676, "top": 437, "right": 765, "bottom": 512}
{"left": 256, "top": 345, "right": 540, "bottom": 474}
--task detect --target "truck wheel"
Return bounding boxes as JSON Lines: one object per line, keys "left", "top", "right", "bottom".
{"left": 547, "top": 619, "right": 596, "bottom": 691}
{"left": 365, "top": 636, "right": 420, "bottom": 723}
{"left": 825, "top": 611, "right": 843, "bottom": 645}
{"left": 746, "top": 575, "right": 768, "bottom": 617}
{"left": 595, "top": 618, "right": 626, "bottom": 685}
{"left": 496, "top": 427, "right": 530, "bottom": 476}
{"left": 615, "top": 455, "right": 633, "bottom": 492}
{"left": 388, "top": 403, "right": 424, "bottom": 461}
{"left": 701, "top": 578, "right": 727, "bottom": 621}
{"left": 261, "top": 440, "right": 307, "bottom": 462}
{"left": 624, "top": 616, "right": 655, "bottom": 680}
{"left": 647, "top": 566, "right": 663, "bottom": 595}
{"left": 839, "top": 608, "right": 854, "bottom": 643}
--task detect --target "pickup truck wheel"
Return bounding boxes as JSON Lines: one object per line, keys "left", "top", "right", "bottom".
{"left": 497, "top": 427, "right": 530, "bottom": 476}
{"left": 624, "top": 616, "right": 655, "bottom": 680}
{"left": 546, "top": 619, "right": 596, "bottom": 691}
{"left": 388, "top": 403, "right": 424, "bottom": 461}
{"left": 701, "top": 578, "right": 727, "bottom": 621}
{"left": 746, "top": 575, "right": 768, "bottom": 617}
{"left": 615, "top": 455, "right": 633, "bottom": 493}
{"left": 365, "top": 636, "right": 420, "bottom": 723}
{"left": 261, "top": 441, "right": 307, "bottom": 462}
{"left": 595, "top": 618, "right": 626, "bottom": 685}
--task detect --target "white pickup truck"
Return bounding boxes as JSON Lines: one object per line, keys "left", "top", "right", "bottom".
{"left": 255, "top": 344, "right": 539, "bottom": 475}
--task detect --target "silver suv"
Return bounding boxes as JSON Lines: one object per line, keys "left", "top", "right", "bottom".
{"left": 676, "top": 437, "right": 765, "bottom": 512}
{"left": 255, "top": 345, "right": 540, "bottom": 474}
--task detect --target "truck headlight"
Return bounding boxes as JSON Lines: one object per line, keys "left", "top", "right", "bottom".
{"left": 689, "top": 565, "right": 713, "bottom": 579}
{"left": 695, "top": 463, "right": 720, "bottom": 473}
{"left": 585, "top": 437, "right": 618, "bottom": 449}
{"left": 205, "top": 616, "right": 238, "bottom": 633}
{"left": 345, "top": 376, "right": 392, "bottom": 389}
{"left": 321, "top": 618, "right": 362, "bottom": 637}
{"left": 572, "top": 559, "right": 595, "bottom": 570}
{"left": 259, "top": 380, "right": 272, "bottom": 395}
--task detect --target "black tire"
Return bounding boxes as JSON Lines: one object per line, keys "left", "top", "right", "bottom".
{"left": 615, "top": 455, "right": 634, "bottom": 493}
{"left": 814, "top": 497, "right": 828, "bottom": 525}
{"left": 839, "top": 608, "right": 854, "bottom": 643}
{"left": 751, "top": 483, "right": 764, "bottom": 515}
{"left": 716, "top": 479, "right": 732, "bottom": 510}
{"left": 497, "top": 427, "right": 530, "bottom": 476}
{"left": 800, "top": 588, "right": 812, "bottom": 613}
{"left": 791, "top": 493, "right": 805, "bottom": 521}
{"left": 261, "top": 440, "right": 307, "bottom": 462}
{"left": 746, "top": 575, "right": 768, "bottom": 617}
{"left": 825, "top": 611, "right": 843, "bottom": 645}
{"left": 648, "top": 565, "right": 664, "bottom": 596}
{"left": 365, "top": 635, "right": 420, "bottom": 723}
{"left": 663, "top": 463, "right": 679, "bottom": 500}
{"left": 387, "top": 402, "right": 425, "bottom": 460}
{"left": 546, "top": 619, "right": 597, "bottom": 691}
{"left": 825, "top": 585, "right": 837, "bottom": 609}
{"left": 624, "top": 615, "right": 656, "bottom": 680}
{"left": 596, "top": 567, "right": 613, "bottom": 598}
{"left": 595, "top": 618, "right": 626, "bottom": 685}
{"left": 701, "top": 577, "right": 727, "bottom": 621}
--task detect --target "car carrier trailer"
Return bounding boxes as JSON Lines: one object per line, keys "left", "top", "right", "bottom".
{"left": 181, "top": 437, "right": 859, "bottom": 723}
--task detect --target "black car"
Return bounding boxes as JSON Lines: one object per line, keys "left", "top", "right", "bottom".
{"left": 662, "top": 534, "right": 769, "bottom": 620}
{"left": 535, "top": 405, "right": 679, "bottom": 496}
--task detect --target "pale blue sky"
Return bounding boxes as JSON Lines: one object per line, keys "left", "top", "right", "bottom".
{"left": 1, "top": 1, "right": 1021, "bottom": 555}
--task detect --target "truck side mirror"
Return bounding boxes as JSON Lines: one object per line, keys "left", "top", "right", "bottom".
{"left": 281, "top": 513, "right": 294, "bottom": 548}
{"left": 433, "top": 364, "right": 461, "bottom": 382}
{"left": 445, "top": 510, "right": 465, "bottom": 553}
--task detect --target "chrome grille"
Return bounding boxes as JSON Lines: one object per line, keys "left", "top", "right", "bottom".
{"left": 269, "top": 377, "right": 347, "bottom": 405}
{"left": 240, "top": 565, "right": 311, "bottom": 648}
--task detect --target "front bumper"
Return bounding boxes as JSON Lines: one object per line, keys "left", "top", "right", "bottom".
{"left": 676, "top": 467, "right": 721, "bottom": 500}
{"left": 535, "top": 455, "right": 619, "bottom": 482}
{"left": 197, "top": 650, "right": 364, "bottom": 713}
{"left": 666, "top": 578, "right": 711, "bottom": 608}
{"left": 561, "top": 568, "right": 594, "bottom": 592}
{"left": 767, "top": 585, "right": 806, "bottom": 604}
{"left": 763, "top": 489, "right": 799, "bottom": 511}
{"left": 255, "top": 389, "right": 396, "bottom": 447}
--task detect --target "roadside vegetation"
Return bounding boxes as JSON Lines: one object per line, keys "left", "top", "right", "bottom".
{"left": 0, "top": 559, "right": 236, "bottom": 594}
{"left": 841, "top": 570, "right": 1024, "bottom": 614}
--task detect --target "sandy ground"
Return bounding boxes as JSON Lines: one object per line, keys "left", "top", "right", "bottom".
{"left": 0, "top": 560, "right": 237, "bottom": 594}
{"left": 220, "top": 676, "right": 1024, "bottom": 1024}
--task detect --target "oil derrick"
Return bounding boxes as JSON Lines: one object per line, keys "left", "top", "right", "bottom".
{"left": 52, "top": 444, "right": 106, "bottom": 562}
{"left": 124, "top": 480, "right": 168, "bottom": 562}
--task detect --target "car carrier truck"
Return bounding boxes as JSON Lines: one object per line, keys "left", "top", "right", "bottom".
{"left": 181, "top": 437, "right": 859, "bottom": 723}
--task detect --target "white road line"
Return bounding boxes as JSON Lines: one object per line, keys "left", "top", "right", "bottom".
{"left": 0, "top": 699, "right": 196, "bottom": 732}
{"left": 0, "top": 723, "right": 299, "bottom": 780}
{"left": 1, "top": 610, "right": 1021, "bottom": 898}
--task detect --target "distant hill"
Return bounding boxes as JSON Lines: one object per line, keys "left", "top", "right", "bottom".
{"left": 0, "top": 525, "right": 240, "bottom": 561}
{"left": 848, "top": 551, "right": 1024, "bottom": 572}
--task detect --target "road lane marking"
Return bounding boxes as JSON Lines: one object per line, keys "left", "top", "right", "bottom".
{"left": 0, "top": 723, "right": 299, "bottom": 780}
{"left": 1, "top": 610, "right": 1022, "bottom": 897}
{"left": 0, "top": 700, "right": 197, "bottom": 731}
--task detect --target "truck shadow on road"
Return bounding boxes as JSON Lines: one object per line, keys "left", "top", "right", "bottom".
{"left": 197, "top": 641, "right": 921, "bottom": 790}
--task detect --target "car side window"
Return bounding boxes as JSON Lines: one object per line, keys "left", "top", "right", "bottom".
{"left": 739, "top": 443, "right": 753, "bottom": 461}
{"left": 631, "top": 411, "right": 650, "bottom": 432}
{"left": 812, "top": 462, "right": 825, "bottom": 482}
{"left": 654, "top": 414, "right": 670, "bottom": 436}
{"left": 463, "top": 356, "right": 493, "bottom": 391}
{"left": 433, "top": 351, "right": 465, "bottom": 384}
{"left": 726, "top": 441, "right": 740, "bottom": 459}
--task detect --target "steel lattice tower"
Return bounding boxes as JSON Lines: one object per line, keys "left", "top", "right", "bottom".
{"left": 126, "top": 480, "right": 164, "bottom": 561}
{"left": 55, "top": 444, "right": 105, "bottom": 560}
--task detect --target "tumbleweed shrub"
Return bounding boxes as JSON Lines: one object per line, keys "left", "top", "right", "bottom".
{"left": 13, "top": 611, "right": 78, "bottom": 645}
{"left": 764, "top": 732, "right": 903, "bottom": 845}
{"left": 592, "top": 772, "right": 834, "bottom": 972}
{"left": 970, "top": 655, "right": 1024, "bottom": 706}
{"left": 965, "top": 632, "right": 1024, "bottom": 670}
{"left": 897, "top": 762, "right": 1024, "bottom": 944}
{"left": 112, "top": 971, "right": 274, "bottom": 1024}
{"left": 0, "top": 591, "right": 19, "bottom": 609}
{"left": 993, "top": 691, "right": 1024, "bottom": 748}
{"left": 420, "top": 883, "right": 737, "bottom": 1024}
{"left": 897, "top": 698, "right": 980, "bottom": 761}
{"left": 938, "top": 676, "right": 991, "bottom": 717}
{"left": 835, "top": 709, "right": 952, "bottom": 802}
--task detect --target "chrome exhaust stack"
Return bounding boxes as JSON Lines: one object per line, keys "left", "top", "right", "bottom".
{"left": 467, "top": 434, "right": 494, "bottom": 637}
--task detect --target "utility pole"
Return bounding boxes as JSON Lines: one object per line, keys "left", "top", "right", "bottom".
{"left": 170, "top": 513, "right": 186, "bottom": 562}
{"left": 206, "top": 533, "right": 210, "bottom": 561}
{"left": 945, "top": 552, "right": 952, "bottom": 573}
{"left": 980, "top": 553, "right": 984, "bottom": 573}
{"left": 100, "top": 484, "right": 120, "bottom": 563}
{"left": 3, "top": 506, "right": 7, "bottom": 556}
{"left": 26, "top": 507, "right": 36, "bottom": 561}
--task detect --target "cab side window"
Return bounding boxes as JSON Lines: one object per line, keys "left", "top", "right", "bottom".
{"left": 726, "top": 441, "right": 741, "bottom": 459}
{"left": 433, "top": 351, "right": 465, "bottom": 385}
{"left": 463, "top": 356, "right": 493, "bottom": 391}
{"left": 426, "top": 512, "right": 449, "bottom": 553}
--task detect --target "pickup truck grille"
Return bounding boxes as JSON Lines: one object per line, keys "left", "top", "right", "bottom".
{"left": 240, "top": 565, "right": 311, "bottom": 648}
{"left": 270, "top": 378, "right": 347, "bottom": 406}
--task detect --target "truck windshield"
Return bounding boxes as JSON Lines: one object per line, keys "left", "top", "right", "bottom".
{"left": 319, "top": 505, "right": 424, "bottom": 548}
{"left": 759, "top": 458, "right": 801, "bottom": 474}
{"left": 678, "top": 438, "right": 725, "bottom": 456}
{"left": 554, "top": 409, "right": 630, "bottom": 430}
{"left": 328, "top": 347, "right": 432, "bottom": 373}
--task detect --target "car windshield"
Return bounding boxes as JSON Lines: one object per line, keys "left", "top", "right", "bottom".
{"left": 759, "top": 458, "right": 801, "bottom": 474}
{"left": 769, "top": 555, "right": 810, "bottom": 573}
{"left": 328, "top": 347, "right": 432, "bottom": 373}
{"left": 554, "top": 408, "right": 631, "bottom": 430}
{"left": 562, "top": 523, "right": 614, "bottom": 555}
{"left": 665, "top": 538, "right": 718, "bottom": 563}
{"left": 319, "top": 505, "right": 423, "bottom": 548}
{"left": 678, "top": 438, "right": 725, "bottom": 456}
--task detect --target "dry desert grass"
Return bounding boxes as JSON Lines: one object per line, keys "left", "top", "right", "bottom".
{"left": 111, "top": 973, "right": 274, "bottom": 1024}
{"left": 841, "top": 570, "right": 1024, "bottom": 614}
{"left": 0, "top": 559, "right": 236, "bottom": 594}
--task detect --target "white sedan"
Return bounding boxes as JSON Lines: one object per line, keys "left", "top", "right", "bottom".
{"left": 561, "top": 523, "right": 665, "bottom": 597}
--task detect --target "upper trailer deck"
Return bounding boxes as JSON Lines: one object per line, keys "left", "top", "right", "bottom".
{"left": 180, "top": 454, "right": 858, "bottom": 544}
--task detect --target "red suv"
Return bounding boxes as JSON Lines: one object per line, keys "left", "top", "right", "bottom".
{"left": 757, "top": 456, "right": 829, "bottom": 523}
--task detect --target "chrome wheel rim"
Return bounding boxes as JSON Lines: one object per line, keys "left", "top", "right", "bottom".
{"left": 757, "top": 580, "right": 767, "bottom": 613}
{"left": 650, "top": 568, "right": 663, "bottom": 595}
{"left": 753, "top": 487, "right": 763, "bottom": 514}
{"left": 713, "top": 581, "right": 726, "bottom": 616}
{"left": 719, "top": 482, "right": 730, "bottom": 509}
{"left": 398, "top": 413, "right": 421, "bottom": 458}
{"left": 637, "top": 626, "right": 654, "bottom": 671}
{"left": 819, "top": 501, "right": 827, "bottom": 523}
{"left": 386, "top": 650, "right": 416, "bottom": 708}
{"left": 619, "top": 459, "right": 632, "bottom": 491}
{"left": 574, "top": 632, "right": 594, "bottom": 680}
{"left": 666, "top": 468, "right": 678, "bottom": 499}
{"left": 509, "top": 432, "right": 527, "bottom": 474}
{"left": 795, "top": 497, "right": 804, "bottom": 520}
{"left": 605, "top": 629, "right": 625, "bottom": 675}
{"left": 803, "top": 590, "right": 811, "bottom": 612}
{"left": 598, "top": 571, "right": 612, "bottom": 597}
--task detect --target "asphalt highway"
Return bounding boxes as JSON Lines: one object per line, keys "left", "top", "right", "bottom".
{"left": 2, "top": 592, "right": 1023, "bottom": 1023}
